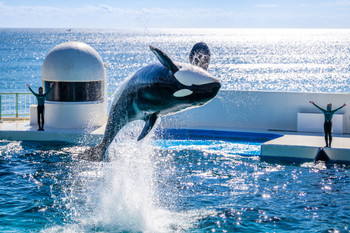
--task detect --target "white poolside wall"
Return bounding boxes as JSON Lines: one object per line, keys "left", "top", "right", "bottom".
{"left": 30, "top": 103, "right": 107, "bottom": 129}
{"left": 160, "top": 90, "right": 350, "bottom": 134}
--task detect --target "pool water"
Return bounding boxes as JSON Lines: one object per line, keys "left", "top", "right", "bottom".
{"left": 0, "top": 129, "right": 350, "bottom": 232}
{"left": 2, "top": 28, "right": 350, "bottom": 232}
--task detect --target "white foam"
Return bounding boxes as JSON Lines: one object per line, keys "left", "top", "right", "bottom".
{"left": 43, "top": 123, "right": 198, "bottom": 232}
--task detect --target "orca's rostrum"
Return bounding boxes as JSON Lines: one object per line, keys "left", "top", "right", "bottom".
{"left": 80, "top": 45, "right": 221, "bottom": 161}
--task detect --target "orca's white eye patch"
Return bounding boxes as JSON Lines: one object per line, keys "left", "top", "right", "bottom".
{"left": 173, "top": 89, "right": 193, "bottom": 97}
{"left": 174, "top": 69, "right": 216, "bottom": 86}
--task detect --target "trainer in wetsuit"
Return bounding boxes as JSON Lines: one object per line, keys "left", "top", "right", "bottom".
{"left": 309, "top": 101, "right": 346, "bottom": 148}
{"left": 26, "top": 83, "right": 54, "bottom": 131}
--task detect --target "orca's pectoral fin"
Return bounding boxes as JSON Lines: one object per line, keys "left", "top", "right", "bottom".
{"left": 137, "top": 112, "right": 158, "bottom": 141}
{"left": 149, "top": 46, "right": 179, "bottom": 74}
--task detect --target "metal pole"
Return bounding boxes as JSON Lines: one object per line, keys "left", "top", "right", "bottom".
{"left": 0, "top": 95, "right": 2, "bottom": 122}
{"left": 16, "top": 93, "right": 18, "bottom": 118}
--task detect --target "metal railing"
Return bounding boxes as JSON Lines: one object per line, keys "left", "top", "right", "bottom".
{"left": 0, "top": 93, "right": 115, "bottom": 120}
{"left": 0, "top": 93, "right": 37, "bottom": 119}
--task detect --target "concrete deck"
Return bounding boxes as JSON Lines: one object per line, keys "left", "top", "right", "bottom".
{"left": 261, "top": 134, "right": 350, "bottom": 162}
{"left": 1, "top": 119, "right": 350, "bottom": 162}
{"left": 0, "top": 120, "right": 104, "bottom": 145}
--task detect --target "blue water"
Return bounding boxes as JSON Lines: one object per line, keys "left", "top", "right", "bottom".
{"left": 1, "top": 28, "right": 350, "bottom": 232}
{"left": 1, "top": 28, "right": 350, "bottom": 93}
{"left": 1, "top": 133, "right": 350, "bottom": 232}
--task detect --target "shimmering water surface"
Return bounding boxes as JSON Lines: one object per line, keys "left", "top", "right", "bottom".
{"left": 1, "top": 29, "right": 350, "bottom": 232}
{"left": 1, "top": 28, "right": 350, "bottom": 93}
{"left": 1, "top": 134, "right": 350, "bottom": 232}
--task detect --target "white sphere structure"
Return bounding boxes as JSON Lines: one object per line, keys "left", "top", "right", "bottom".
{"left": 41, "top": 41, "right": 107, "bottom": 129}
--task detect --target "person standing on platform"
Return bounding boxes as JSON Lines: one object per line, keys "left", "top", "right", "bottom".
{"left": 309, "top": 101, "right": 346, "bottom": 148}
{"left": 26, "top": 83, "right": 54, "bottom": 131}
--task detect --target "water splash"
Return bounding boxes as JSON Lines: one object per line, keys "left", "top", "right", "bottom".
{"left": 91, "top": 140, "right": 161, "bottom": 232}
{"left": 42, "top": 123, "right": 196, "bottom": 232}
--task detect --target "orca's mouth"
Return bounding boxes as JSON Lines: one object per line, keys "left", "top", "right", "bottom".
{"left": 201, "top": 81, "right": 221, "bottom": 97}
{"left": 187, "top": 81, "right": 221, "bottom": 103}
{"left": 211, "top": 81, "right": 221, "bottom": 93}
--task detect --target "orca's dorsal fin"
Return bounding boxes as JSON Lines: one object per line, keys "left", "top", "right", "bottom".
{"left": 137, "top": 112, "right": 158, "bottom": 141}
{"left": 150, "top": 46, "right": 179, "bottom": 74}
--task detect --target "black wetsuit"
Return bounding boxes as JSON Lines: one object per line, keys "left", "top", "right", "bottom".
{"left": 312, "top": 103, "right": 345, "bottom": 147}
{"left": 28, "top": 87, "right": 51, "bottom": 130}
{"left": 324, "top": 120, "right": 332, "bottom": 148}
{"left": 37, "top": 104, "right": 45, "bottom": 130}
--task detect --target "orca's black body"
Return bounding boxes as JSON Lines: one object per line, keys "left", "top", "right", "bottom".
{"left": 80, "top": 46, "right": 220, "bottom": 161}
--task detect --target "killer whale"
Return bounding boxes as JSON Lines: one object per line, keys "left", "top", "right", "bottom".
{"left": 80, "top": 45, "right": 221, "bottom": 161}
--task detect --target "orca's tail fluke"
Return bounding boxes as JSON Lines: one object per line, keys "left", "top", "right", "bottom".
{"left": 78, "top": 143, "right": 107, "bottom": 162}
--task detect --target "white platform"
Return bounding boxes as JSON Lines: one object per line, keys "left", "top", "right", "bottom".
{"left": 0, "top": 120, "right": 104, "bottom": 145}
{"left": 261, "top": 134, "right": 350, "bottom": 162}
{"left": 4, "top": 90, "right": 350, "bottom": 163}
{"left": 2, "top": 119, "right": 350, "bottom": 163}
